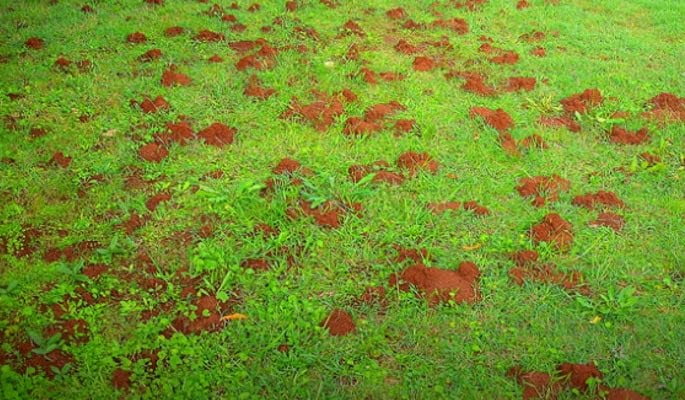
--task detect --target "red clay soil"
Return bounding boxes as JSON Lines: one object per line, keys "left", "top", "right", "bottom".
{"left": 470, "top": 107, "right": 514, "bottom": 131}
{"left": 244, "top": 75, "right": 276, "bottom": 99}
{"left": 23, "top": 349, "right": 74, "bottom": 378}
{"left": 530, "top": 213, "right": 573, "bottom": 251}
{"left": 590, "top": 212, "right": 625, "bottom": 232}
{"left": 572, "top": 191, "right": 624, "bottom": 209}
{"left": 111, "top": 368, "right": 132, "bottom": 390}
{"left": 122, "top": 213, "right": 147, "bottom": 235}
{"left": 386, "top": 7, "right": 407, "bottom": 19}
{"left": 608, "top": 126, "right": 650, "bottom": 145}
{"left": 272, "top": 158, "right": 312, "bottom": 175}
{"left": 146, "top": 192, "right": 171, "bottom": 211}
{"left": 51, "top": 152, "right": 72, "bottom": 168}
{"left": 167, "top": 295, "right": 235, "bottom": 335}
{"left": 517, "top": 0, "right": 531, "bottom": 9}
{"left": 358, "top": 285, "right": 387, "bottom": 306}
{"left": 343, "top": 117, "right": 382, "bottom": 136}
{"left": 282, "top": 90, "right": 354, "bottom": 131}
{"left": 197, "top": 122, "right": 236, "bottom": 147}
{"left": 413, "top": 56, "right": 436, "bottom": 71}
{"left": 158, "top": 120, "right": 195, "bottom": 145}
{"left": 138, "top": 48, "right": 162, "bottom": 62}
{"left": 463, "top": 201, "right": 491, "bottom": 216}
{"left": 507, "top": 366, "right": 562, "bottom": 400}
{"left": 498, "top": 131, "right": 520, "bottom": 156}
{"left": 194, "top": 30, "right": 225, "bottom": 42}
{"left": 458, "top": 72, "right": 497, "bottom": 96}
{"left": 208, "top": 54, "right": 224, "bottom": 63}
{"left": 560, "top": 88, "right": 603, "bottom": 114}
{"left": 516, "top": 175, "right": 571, "bottom": 207}
{"left": 44, "top": 319, "right": 90, "bottom": 344}
{"left": 531, "top": 46, "right": 547, "bottom": 57}
{"left": 364, "top": 101, "right": 406, "bottom": 122}
{"left": 299, "top": 200, "right": 359, "bottom": 229}
{"left": 509, "top": 250, "right": 588, "bottom": 294}
{"left": 393, "top": 245, "right": 429, "bottom": 264}
{"left": 25, "top": 37, "right": 44, "bottom": 49}
{"left": 644, "top": 92, "right": 685, "bottom": 121}
{"left": 139, "top": 142, "right": 168, "bottom": 162}
{"left": 389, "top": 262, "right": 480, "bottom": 305}
{"left": 348, "top": 161, "right": 405, "bottom": 185}
{"left": 161, "top": 66, "right": 191, "bottom": 86}
{"left": 395, "top": 39, "right": 421, "bottom": 54}
{"left": 164, "top": 26, "right": 184, "bottom": 37}
{"left": 427, "top": 201, "right": 461, "bottom": 215}
{"left": 342, "top": 20, "right": 365, "bottom": 37}
{"left": 393, "top": 119, "right": 416, "bottom": 136}
{"left": 54, "top": 56, "right": 71, "bottom": 70}
{"left": 639, "top": 152, "right": 661, "bottom": 166}
{"left": 82, "top": 263, "right": 108, "bottom": 279}
{"left": 126, "top": 32, "right": 147, "bottom": 44}
{"left": 396, "top": 151, "right": 439, "bottom": 174}
{"left": 43, "top": 240, "right": 100, "bottom": 263}
{"left": 235, "top": 44, "right": 279, "bottom": 71}
{"left": 431, "top": 18, "right": 469, "bottom": 35}
{"left": 241, "top": 258, "right": 270, "bottom": 271}
{"left": 321, "top": 309, "right": 356, "bottom": 336}
{"left": 30, "top": 128, "right": 47, "bottom": 138}
{"left": 505, "top": 77, "right": 536, "bottom": 92}
{"left": 557, "top": 362, "right": 602, "bottom": 392}
{"left": 539, "top": 115, "right": 581, "bottom": 132}
{"left": 135, "top": 96, "right": 169, "bottom": 113}
{"left": 490, "top": 51, "right": 519, "bottom": 65}
{"left": 603, "top": 388, "right": 650, "bottom": 400}
{"left": 285, "top": 1, "right": 298, "bottom": 11}
{"left": 520, "top": 134, "right": 548, "bottom": 150}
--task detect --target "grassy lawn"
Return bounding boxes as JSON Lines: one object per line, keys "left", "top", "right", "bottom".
{"left": 1, "top": 0, "right": 684, "bottom": 398}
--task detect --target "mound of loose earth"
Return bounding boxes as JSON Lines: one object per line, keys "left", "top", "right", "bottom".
{"left": 530, "top": 213, "right": 573, "bottom": 251}
{"left": 389, "top": 262, "right": 480, "bottom": 305}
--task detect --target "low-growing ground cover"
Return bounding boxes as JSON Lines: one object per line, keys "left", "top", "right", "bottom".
{"left": 0, "top": 0, "right": 684, "bottom": 398}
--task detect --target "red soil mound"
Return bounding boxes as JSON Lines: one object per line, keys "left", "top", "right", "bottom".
{"left": 51, "top": 152, "right": 72, "bottom": 168}
{"left": 138, "top": 48, "right": 162, "bottom": 62}
{"left": 389, "top": 262, "right": 480, "bottom": 305}
{"left": 516, "top": 175, "right": 570, "bottom": 207}
{"left": 112, "top": 368, "right": 132, "bottom": 390}
{"left": 530, "top": 213, "right": 573, "bottom": 250}
{"left": 364, "top": 101, "right": 406, "bottom": 122}
{"left": 208, "top": 54, "right": 223, "bottom": 63}
{"left": 348, "top": 161, "right": 405, "bottom": 185}
{"left": 299, "top": 200, "right": 358, "bottom": 229}
{"left": 244, "top": 75, "right": 276, "bottom": 99}
{"left": 43, "top": 240, "right": 100, "bottom": 263}
{"left": 164, "top": 26, "right": 184, "bottom": 37}
{"left": 509, "top": 250, "right": 588, "bottom": 294}
{"left": 139, "top": 142, "right": 168, "bottom": 162}
{"left": 470, "top": 107, "right": 514, "bottom": 131}
{"left": 396, "top": 151, "right": 439, "bottom": 174}
{"left": 640, "top": 152, "right": 661, "bottom": 166}
{"left": 431, "top": 18, "right": 469, "bottom": 35}
{"left": 44, "top": 319, "right": 90, "bottom": 344}
{"left": 146, "top": 192, "right": 171, "bottom": 211}
{"left": 505, "top": 77, "right": 536, "bottom": 92}
{"left": 572, "top": 191, "right": 624, "bottom": 209}
{"left": 604, "top": 388, "right": 650, "bottom": 400}
{"left": 386, "top": 7, "right": 407, "bottom": 19}
{"left": 531, "top": 46, "right": 546, "bottom": 57}
{"left": 490, "top": 51, "right": 519, "bottom": 65}
{"left": 167, "top": 295, "right": 236, "bottom": 335}
{"left": 557, "top": 362, "right": 602, "bottom": 391}
{"left": 539, "top": 115, "right": 580, "bottom": 132}
{"left": 134, "top": 96, "right": 169, "bottom": 113}
{"left": 272, "top": 158, "right": 312, "bottom": 175}
{"left": 82, "top": 263, "right": 108, "bottom": 279}
{"left": 413, "top": 56, "right": 436, "bottom": 71}
{"left": 198, "top": 123, "right": 236, "bottom": 147}
{"left": 395, "top": 39, "right": 420, "bottom": 54}
{"left": 560, "top": 88, "right": 603, "bottom": 114}
{"left": 393, "top": 245, "right": 429, "bottom": 264}
{"left": 321, "top": 309, "right": 356, "bottom": 336}
{"left": 645, "top": 92, "right": 685, "bottom": 121}
{"left": 507, "top": 366, "right": 562, "bottom": 400}
{"left": 608, "top": 126, "right": 650, "bottom": 145}
{"left": 127, "top": 32, "right": 147, "bottom": 44}
{"left": 24, "top": 349, "right": 73, "bottom": 378}
{"left": 241, "top": 258, "right": 270, "bottom": 271}
{"left": 282, "top": 90, "right": 353, "bottom": 131}
{"left": 342, "top": 20, "right": 365, "bottom": 36}
{"left": 194, "top": 30, "right": 225, "bottom": 42}
{"left": 520, "top": 134, "right": 548, "bottom": 149}
{"left": 590, "top": 212, "right": 625, "bottom": 231}
{"left": 458, "top": 72, "right": 497, "bottom": 96}
{"left": 161, "top": 66, "right": 191, "bottom": 86}
{"left": 343, "top": 117, "right": 382, "bottom": 136}
{"left": 393, "top": 119, "right": 416, "bottom": 135}
{"left": 25, "top": 37, "right": 44, "bottom": 49}
{"left": 517, "top": 0, "right": 530, "bottom": 9}
{"left": 427, "top": 201, "right": 461, "bottom": 214}
{"left": 463, "top": 200, "right": 491, "bottom": 216}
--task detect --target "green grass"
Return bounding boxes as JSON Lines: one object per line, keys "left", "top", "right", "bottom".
{"left": 1, "top": 0, "right": 684, "bottom": 398}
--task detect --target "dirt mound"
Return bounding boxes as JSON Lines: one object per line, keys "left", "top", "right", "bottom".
{"left": 520, "top": 134, "right": 548, "bottom": 150}
{"left": 490, "top": 51, "right": 519, "bottom": 65}
{"left": 427, "top": 201, "right": 461, "bottom": 214}
{"left": 463, "top": 200, "right": 491, "bottom": 216}
{"left": 343, "top": 101, "right": 404, "bottom": 136}
{"left": 560, "top": 88, "right": 603, "bottom": 114}
{"left": 51, "top": 152, "right": 72, "bottom": 168}
{"left": 413, "top": 56, "right": 436, "bottom": 71}
{"left": 208, "top": 54, "right": 224, "bottom": 63}
{"left": 530, "top": 213, "right": 573, "bottom": 250}
{"left": 640, "top": 152, "right": 661, "bottom": 166}
{"left": 321, "top": 309, "right": 356, "bottom": 336}
{"left": 505, "top": 77, "right": 536, "bottom": 92}
{"left": 590, "top": 212, "right": 625, "bottom": 231}
{"left": 539, "top": 115, "right": 580, "bottom": 132}
{"left": 608, "top": 126, "right": 650, "bottom": 145}
{"left": 167, "top": 295, "right": 236, "bottom": 335}
{"left": 82, "top": 263, "right": 108, "bottom": 279}
{"left": 146, "top": 192, "right": 171, "bottom": 211}
{"left": 470, "top": 107, "right": 514, "bottom": 131}
{"left": 43, "top": 319, "right": 90, "bottom": 344}
{"left": 164, "top": 26, "right": 184, "bottom": 37}
{"left": 509, "top": 250, "right": 588, "bottom": 294}
{"left": 138, "top": 48, "right": 162, "bottom": 62}
{"left": 194, "top": 30, "right": 225, "bottom": 42}
{"left": 644, "top": 92, "right": 685, "bottom": 121}
{"left": 244, "top": 75, "right": 276, "bottom": 99}
{"left": 516, "top": 175, "right": 570, "bottom": 207}
{"left": 453, "top": 72, "right": 496, "bottom": 96}
{"left": 389, "top": 262, "right": 480, "bottom": 305}
{"left": 43, "top": 240, "right": 101, "bottom": 263}
{"left": 198, "top": 122, "right": 236, "bottom": 147}
{"left": 506, "top": 366, "right": 562, "bottom": 400}
{"left": 139, "top": 142, "right": 168, "bottom": 162}
{"left": 127, "top": 32, "right": 147, "bottom": 44}
{"left": 395, "top": 39, "right": 421, "bottom": 54}
{"left": 365, "top": 101, "right": 406, "bottom": 122}
{"left": 134, "top": 96, "right": 169, "bottom": 113}
{"left": 396, "top": 152, "right": 439, "bottom": 174}
{"left": 557, "top": 362, "right": 603, "bottom": 391}
{"left": 393, "top": 245, "right": 429, "bottom": 264}
{"left": 161, "top": 65, "right": 191, "bottom": 86}
{"left": 299, "top": 200, "right": 360, "bottom": 229}
{"left": 23, "top": 349, "right": 74, "bottom": 378}
{"left": 431, "top": 18, "right": 469, "bottom": 35}
{"left": 386, "top": 7, "right": 407, "bottom": 19}
{"left": 282, "top": 90, "right": 353, "bottom": 131}
{"left": 348, "top": 161, "right": 404, "bottom": 185}
{"left": 241, "top": 258, "right": 270, "bottom": 271}
{"left": 25, "top": 37, "right": 44, "bottom": 49}
{"left": 112, "top": 368, "right": 132, "bottom": 390}
{"left": 272, "top": 158, "right": 312, "bottom": 175}
{"left": 572, "top": 191, "right": 624, "bottom": 209}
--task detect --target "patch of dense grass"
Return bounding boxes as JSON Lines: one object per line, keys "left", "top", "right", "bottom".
{"left": 1, "top": 0, "right": 684, "bottom": 398}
